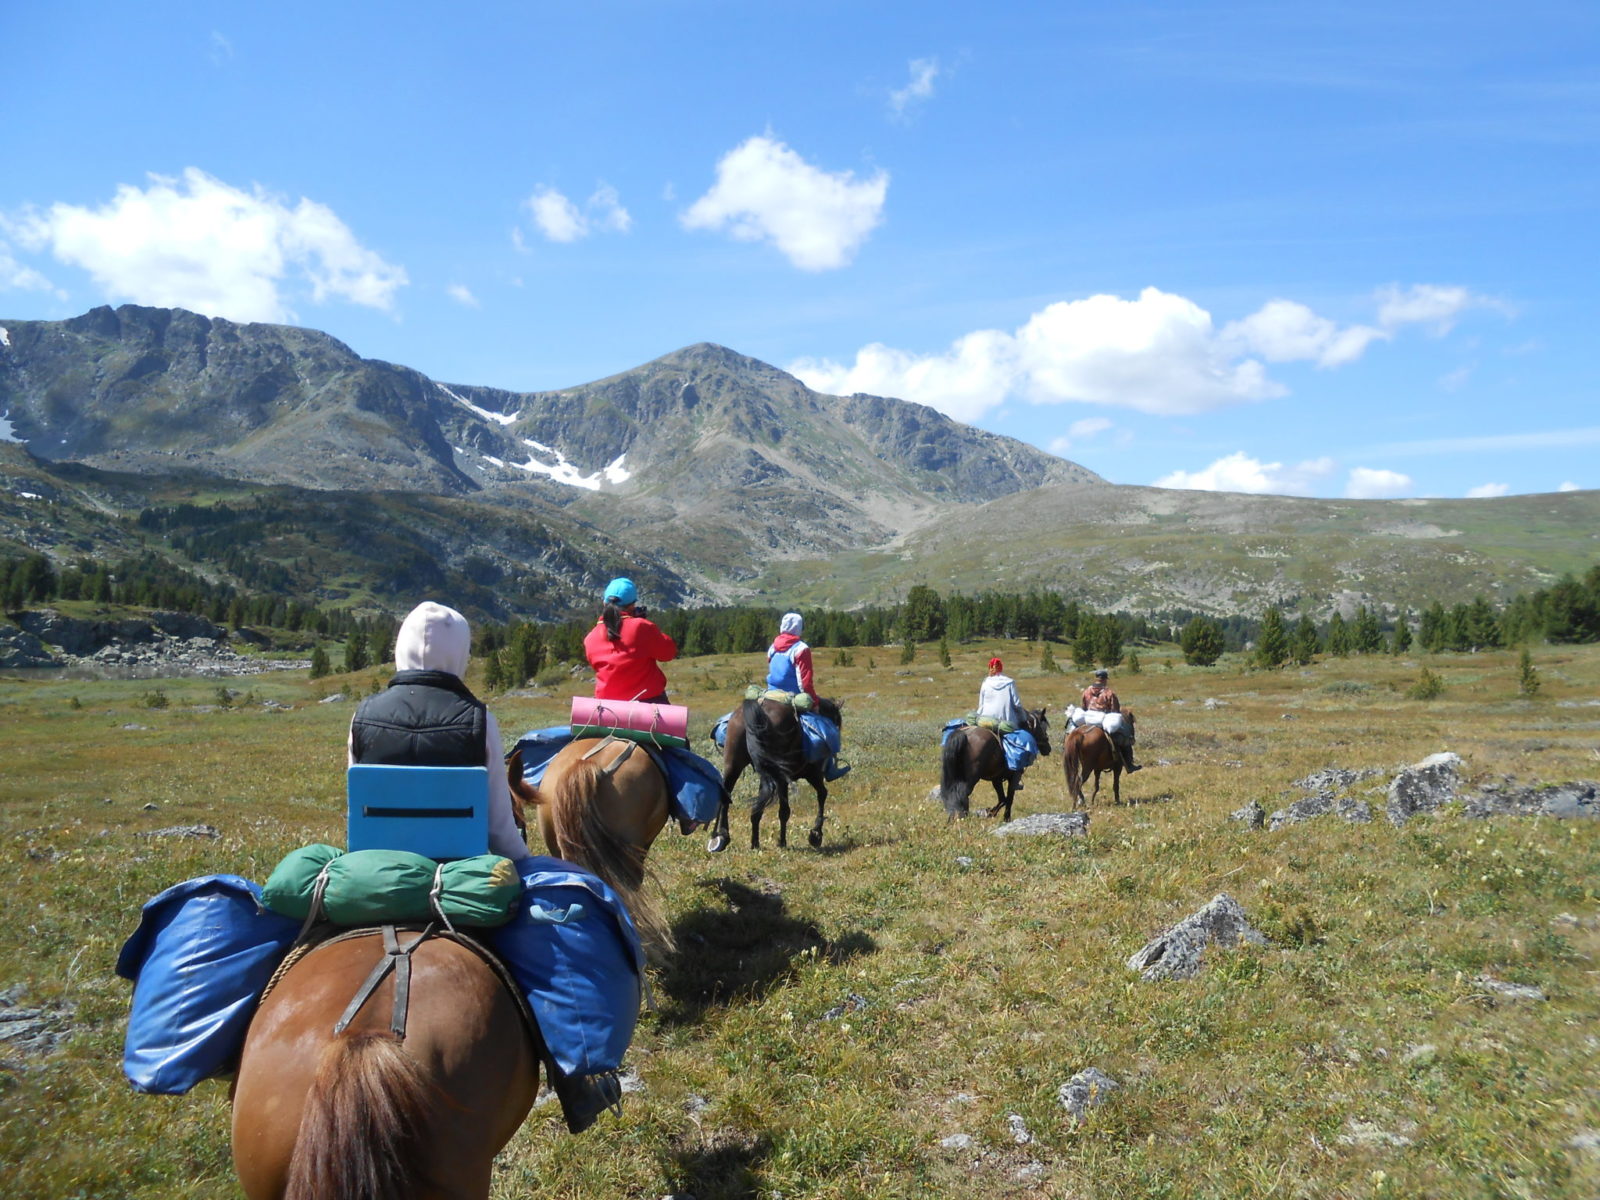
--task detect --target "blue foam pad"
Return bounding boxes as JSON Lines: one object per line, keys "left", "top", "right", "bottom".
{"left": 347, "top": 764, "right": 489, "bottom": 860}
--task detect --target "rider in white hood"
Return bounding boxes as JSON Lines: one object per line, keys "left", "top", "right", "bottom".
{"left": 348, "top": 601, "right": 531, "bottom": 862}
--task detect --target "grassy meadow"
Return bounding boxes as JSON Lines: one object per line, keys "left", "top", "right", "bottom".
{"left": 2, "top": 640, "right": 1598, "bottom": 1199}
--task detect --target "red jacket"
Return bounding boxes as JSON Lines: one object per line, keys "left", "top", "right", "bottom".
{"left": 584, "top": 615, "right": 678, "bottom": 701}
{"left": 766, "top": 632, "right": 817, "bottom": 702}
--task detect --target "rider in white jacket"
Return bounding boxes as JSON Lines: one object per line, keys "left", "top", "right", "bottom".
{"left": 976, "top": 657, "right": 1025, "bottom": 727}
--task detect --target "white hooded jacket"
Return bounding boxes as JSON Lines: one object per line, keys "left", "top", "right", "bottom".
{"left": 976, "top": 672, "right": 1025, "bottom": 727}
{"left": 348, "top": 601, "right": 531, "bottom": 862}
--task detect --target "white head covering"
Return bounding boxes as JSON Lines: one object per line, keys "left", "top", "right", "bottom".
{"left": 393, "top": 601, "right": 472, "bottom": 678}
{"left": 779, "top": 612, "right": 803, "bottom": 635}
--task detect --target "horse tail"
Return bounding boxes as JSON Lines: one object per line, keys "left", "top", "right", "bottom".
{"left": 545, "top": 757, "right": 669, "bottom": 950}
{"left": 938, "top": 732, "right": 972, "bottom": 817}
{"left": 284, "top": 1032, "right": 433, "bottom": 1200}
{"left": 744, "top": 700, "right": 804, "bottom": 810}
{"left": 1062, "top": 732, "right": 1084, "bottom": 807}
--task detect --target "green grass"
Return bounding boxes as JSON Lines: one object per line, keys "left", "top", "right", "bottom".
{"left": 2, "top": 642, "right": 1599, "bottom": 1198}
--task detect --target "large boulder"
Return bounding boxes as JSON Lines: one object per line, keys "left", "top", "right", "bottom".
{"left": 1127, "top": 893, "right": 1266, "bottom": 981}
{"left": 1385, "top": 752, "right": 1461, "bottom": 826}
{"left": 0, "top": 622, "right": 58, "bottom": 668}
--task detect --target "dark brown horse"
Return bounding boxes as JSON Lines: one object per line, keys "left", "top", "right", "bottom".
{"left": 230, "top": 747, "right": 671, "bottom": 1200}
{"left": 937, "top": 708, "right": 1051, "bottom": 823}
{"left": 709, "top": 696, "right": 842, "bottom": 852}
{"left": 1061, "top": 710, "right": 1136, "bottom": 809}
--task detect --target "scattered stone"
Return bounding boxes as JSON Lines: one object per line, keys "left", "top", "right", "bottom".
{"left": 1006, "top": 1112, "right": 1032, "bottom": 1144}
{"left": 821, "top": 993, "right": 868, "bottom": 1021}
{"left": 993, "top": 812, "right": 1088, "bottom": 838}
{"left": 1058, "top": 1067, "right": 1120, "bottom": 1122}
{"left": 1012, "top": 1161, "right": 1046, "bottom": 1183}
{"left": 1229, "top": 802, "right": 1266, "bottom": 829}
{"left": 124, "top": 724, "right": 150, "bottom": 731}
{"left": 1401, "top": 1043, "right": 1437, "bottom": 1066}
{"left": 0, "top": 985, "right": 76, "bottom": 1061}
{"left": 1569, "top": 1130, "right": 1600, "bottom": 1157}
{"left": 1337, "top": 1118, "right": 1414, "bottom": 1149}
{"left": 1127, "top": 893, "right": 1267, "bottom": 981}
{"left": 319, "top": 693, "right": 347, "bottom": 704}
{"left": 1203, "top": 698, "right": 1227, "bottom": 709}
{"left": 142, "top": 824, "right": 220, "bottom": 840}
{"left": 1387, "top": 752, "right": 1461, "bottom": 825}
{"left": 1281, "top": 712, "right": 1297, "bottom": 720}
{"left": 955, "top": 856, "right": 974, "bottom": 867}
{"left": 619, "top": 1067, "right": 645, "bottom": 1094}
{"left": 940, "top": 1133, "right": 975, "bottom": 1151}
{"left": 684, "top": 1094, "right": 709, "bottom": 1115}
{"left": 1463, "top": 781, "right": 1598, "bottom": 821}
{"left": 1294, "top": 767, "right": 1382, "bottom": 793}
{"left": 141, "top": 801, "right": 158, "bottom": 810}
{"left": 1269, "top": 791, "right": 1335, "bottom": 831}
{"left": 1473, "top": 975, "right": 1546, "bottom": 1002}
{"left": 1336, "top": 795, "right": 1373, "bottom": 823}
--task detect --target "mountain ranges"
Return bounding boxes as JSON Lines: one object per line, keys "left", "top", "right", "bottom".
{"left": 1, "top": 304, "right": 1595, "bottom": 623}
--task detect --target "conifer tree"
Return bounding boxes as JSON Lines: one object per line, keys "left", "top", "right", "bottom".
{"left": 1392, "top": 614, "right": 1413, "bottom": 654}
{"left": 1326, "top": 612, "right": 1351, "bottom": 657}
{"left": 939, "top": 635, "right": 952, "bottom": 669}
{"left": 1255, "top": 607, "right": 1290, "bottom": 668}
{"left": 309, "top": 644, "right": 330, "bottom": 680}
{"left": 343, "top": 629, "right": 370, "bottom": 673}
{"left": 1039, "top": 641, "right": 1056, "bottom": 672}
{"left": 900, "top": 636, "right": 916, "bottom": 665}
{"left": 1517, "top": 646, "right": 1540, "bottom": 696}
{"left": 1351, "top": 605, "right": 1383, "bottom": 654}
{"left": 1127, "top": 649, "right": 1141, "bottom": 675}
{"left": 1291, "top": 616, "right": 1320, "bottom": 665}
{"left": 1180, "top": 616, "right": 1224, "bottom": 666}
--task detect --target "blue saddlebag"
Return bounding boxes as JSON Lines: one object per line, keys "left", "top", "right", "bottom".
{"left": 116, "top": 875, "right": 300, "bottom": 1094}
{"left": 485, "top": 856, "right": 645, "bottom": 1078}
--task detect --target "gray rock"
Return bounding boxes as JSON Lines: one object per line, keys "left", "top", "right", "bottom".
{"left": 1337, "top": 795, "right": 1373, "bottom": 823}
{"left": 1463, "top": 781, "right": 1598, "bottom": 820}
{"left": 1268, "top": 791, "right": 1335, "bottom": 831}
{"left": 1058, "top": 1067, "right": 1120, "bottom": 1122}
{"left": 1386, "top": 752, "right": 1462, "bottom": 825}
{"left": 1006, "top": 1112, "right": 1032, "bottom": 1144}
{"left": 821, "top": 993, "right": 868, "bottom": 1021}
{"left": 0, "top": 985, "right": 76, "bottom": 1060}
{"left": 1229, "top": 801, "right": 1266, "bottom": 828}
{"left": 1473, "top": 975, "right": 1546, "bottom": 1002}
{"left": 1337, "top": 1119, "right": 1414, "bottom": 1148}
{"left": 939, "top": 1133, "right": 975, "bottom": 1151}
{"left": 142, "top": 824, "right": 220, "bottom": 839}
{"left": 1569, "top": 1130, "right": 1600, "bottom": 1157}
{"left": 0, "top": 622, "right": 58, "bottom": 668}
{"left": 1293, "top": 767, "right": 1382, "bottom": 793}
{"left": 1401, "top": 1043, "right": 1437, "bottom": 1065}
{"left": 992, "top": 811, "right": 1088, "bottom": 837}
{"left": 1127, "top": 893, "right": 1267, "bottom": 981}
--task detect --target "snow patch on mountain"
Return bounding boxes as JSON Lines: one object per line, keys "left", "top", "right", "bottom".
{"left": 0, "top": 411, "right": 20, "bottom": 443}
{"left": 439, "top": 383, "right": 517, "bottom": 426}
{"left": 513, "top": 439, "right": 631, "bottom": 490}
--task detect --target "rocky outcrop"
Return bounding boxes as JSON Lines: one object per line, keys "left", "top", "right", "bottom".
{"left": 0, "top": 622, "right": 56, "bottom": 668}
{"left": 1127, "top": 894, "right": 1266, "bottom": 981}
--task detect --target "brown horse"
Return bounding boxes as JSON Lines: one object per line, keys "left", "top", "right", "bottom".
{"left": 937, "top": 708, "right": 1051, "bottom": 823}
{"left": 230, "top": 746, "right": 671, "bottom": 1200}
{"left": 709, "top": 696, "right": 841, "bottom": 852}
{"left": 1061, "top": 710, "right": 1136, "bottom": 809}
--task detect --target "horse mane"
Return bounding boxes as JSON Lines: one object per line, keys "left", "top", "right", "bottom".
{"left": 545, "top": 759, "right": 670, "bottom": 952}
{"left": 283, "top": 1031, "right": 435, "bottom": 1200}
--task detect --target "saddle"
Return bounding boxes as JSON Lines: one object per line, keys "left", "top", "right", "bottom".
{"left": 745, "top": 685, "right": 814, "bottom": 711}
{"left": 963, "top": 713, "right": 1017, "bottom": 734}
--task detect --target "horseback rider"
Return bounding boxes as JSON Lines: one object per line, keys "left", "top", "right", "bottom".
{"left": 583, "top": 577, "right": 677, "bottom": 703}
{"left": 347, "top": 600, "right": 533, "bottom": 862}
{"left": 976, "top": 656, "right": 1027, "bottom": 790}
{"left": 766, "top": 612, "right": 849, "bottom": 780}
{"left": 1082, "top": 667, "right": 1141, "bottom": 772}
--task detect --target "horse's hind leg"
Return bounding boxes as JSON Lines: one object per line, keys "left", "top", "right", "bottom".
{"left": 807, "top": 776, "right": 828, "bottom": 848}
{"left": 775, "top": 778, "right": 792, "bottom": 849}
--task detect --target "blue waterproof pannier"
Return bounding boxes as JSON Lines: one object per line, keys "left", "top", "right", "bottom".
{"left": 116, "top": 875, "right": 301, "bottom": 1094}
{"left": 487, "top": 856, "right": 644, "bottom": 1079}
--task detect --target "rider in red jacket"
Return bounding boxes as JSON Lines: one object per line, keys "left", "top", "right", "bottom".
{"left": 582, "top": 577, "right": 677, "bottom": 703}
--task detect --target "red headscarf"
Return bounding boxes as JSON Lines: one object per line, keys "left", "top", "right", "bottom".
{"left": 988, "top": 657, "right": 1003, "bottom": 673}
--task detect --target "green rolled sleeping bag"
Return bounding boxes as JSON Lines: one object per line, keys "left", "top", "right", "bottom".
{"left": 262, "top": 844, "right": 522, "bottom": 927}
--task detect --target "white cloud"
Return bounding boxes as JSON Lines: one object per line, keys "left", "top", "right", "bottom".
{"left": 1439, "top": 364, "right": 1474, "bottom": 391}
{"left": 0, "top": 240, "right": 62, "bottom": 296}
{"left": 9, "top": 167, "right": 405, "bottom": 323}
{"left": 1220, "top": 298, "right": 1387, "bottom": 368}
{"left": 527, "top": 187, "right": 586, "bottom": 243}
{"left": 1466, "top": 481, "right": 1510, "bottom": 498}
{"left": 1047, "top": 417, "right": 1115, "bottom": 456}
{"left": 1558, "top": 481, "right": 1581, "bottom": 492}
{"left": 446, "top": 283, "right": 479, "bottom": 308}
{"left": 208, "top": 31, "right": 234, "bottom": 65}
{"left": 681, "top": 135, "right": 888, "bottom": 271}
{"left": 890, "top": 57, "right": 940, "bottom": 118}
{"left": 1153, "top": 452, "right": 1337, "bottom": 496}
{"left": 1375, "top": 283, "right": 1501, "bottom": 333}
{"left": 1345, "top": 467, "right": 1414, "bottom": 499}
{"left": 525, "top": 183, "right": 632, "bottom": 243}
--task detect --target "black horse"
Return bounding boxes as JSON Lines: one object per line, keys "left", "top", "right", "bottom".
{"left": 937, "top": 708, "right": 1051, "bottom": 823}
{"left": 709, "top": 695, "right": 843, "bottom": 852}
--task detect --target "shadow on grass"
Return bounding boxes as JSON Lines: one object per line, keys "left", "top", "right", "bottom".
{"left": 654, "top": 878, "right": 876, "bottom": 1026}
{"left": 662, "top": 1129, "right": 774, "bottom": 1200}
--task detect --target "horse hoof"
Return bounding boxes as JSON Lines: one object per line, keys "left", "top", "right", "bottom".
{"left": 808, "top": 829, "right": 823, "bottom": 849}
{"left": 707, "top": 834, "right": 729, "bottom": 854}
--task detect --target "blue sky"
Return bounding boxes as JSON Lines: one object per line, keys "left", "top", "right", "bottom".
{"left": 2, "top": 1, "right": 1596, "bottom": 500}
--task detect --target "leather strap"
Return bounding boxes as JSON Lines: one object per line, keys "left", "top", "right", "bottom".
{"left": 333, "top": 923, "right": 431, "bottom": 1039}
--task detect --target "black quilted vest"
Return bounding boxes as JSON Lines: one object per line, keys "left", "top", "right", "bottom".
{"left": 349, "top": 670, "right": 488, "bottom": 767}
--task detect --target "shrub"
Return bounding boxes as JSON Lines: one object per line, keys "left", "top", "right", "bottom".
{"left": 143, "top": 688, "right": 169, "bottom": 709}
{"left": 1406, "top": 666, "right": 1445, "bottom": 700}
